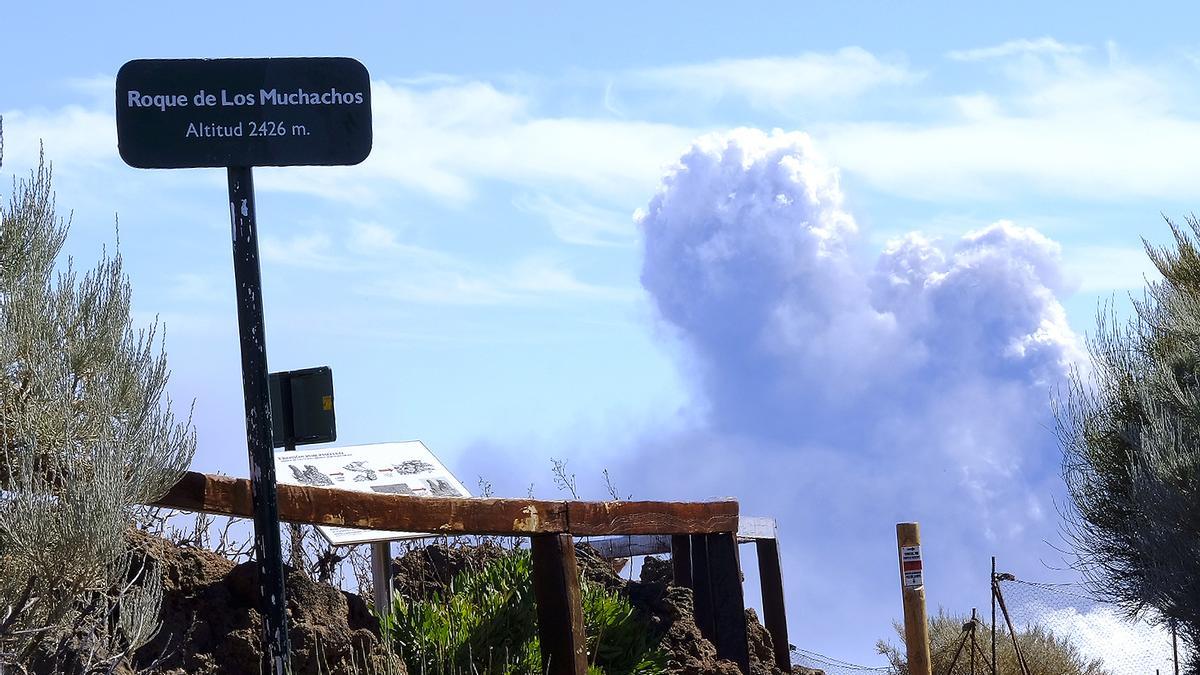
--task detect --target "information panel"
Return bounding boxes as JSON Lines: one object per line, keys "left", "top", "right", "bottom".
{"left": 275, "top": 441, "right": 471, "bottom": 545}
{"left": 116, "top": 57, "right": 372, "bottom": 168}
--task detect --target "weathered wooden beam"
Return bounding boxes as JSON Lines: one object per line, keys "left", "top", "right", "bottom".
{"left": 566, "top": 500, "right": 739, "bottom": 536}
{"left": 691, "top": 534, "right": 716, "bottom": 642}
{"left": 531, "top": 534, "right": 588, "bottom": 675}
{"left": 708, "top": 532, "right": 750, "bottom": 674}
{"left": 755, "top": 538, "right": 791, "bottom": 671}
{"left": 671, "top": 535, "right": 692, "bottom": 589}
{"left": 150, "top": 471, "right": 738, "bottom": 536}
{"left": 153, "top": 471, "right": 568, "bottom": 535}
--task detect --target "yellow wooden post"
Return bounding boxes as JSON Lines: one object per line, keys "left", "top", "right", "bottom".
{"left": 897, "top": 522, "right": 932, "bottom": 675}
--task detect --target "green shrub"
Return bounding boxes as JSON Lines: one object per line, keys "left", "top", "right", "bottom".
{"left": 380, "top": 549, "right": 666, "bottom": 675}
{"left": 581, "top": 582, "right": 666, "bottom": 674}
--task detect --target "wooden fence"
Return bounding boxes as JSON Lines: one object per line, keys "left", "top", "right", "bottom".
{"left": 586, "top": 517, "right": 790, "bottom": 672}
{"left": 151, "top": 471, "right": 790, "bottom": 675}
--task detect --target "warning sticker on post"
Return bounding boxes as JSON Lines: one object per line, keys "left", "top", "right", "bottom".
{"left": 900, "top": 545, "right": 924, "bottom": 588}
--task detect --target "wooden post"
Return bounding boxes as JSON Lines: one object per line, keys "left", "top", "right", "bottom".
{"left": 671, "top": 535, "right": 692, "bottom": 588}
{"left": 708, "top": 532, "right": 750, "bottom": 674}
{"left": 531, "top": 534, "right": 587, "bottom": 675}
{"left": 755, "top": 538, "right": 791, "bottom": 671}
{"left": 690, "top": 534, "right": 715, "bottom": 641}
{"left": 370, "top": 541, "right": 393, "bottom": 617}
{"left": 896, "top": 523, "right": 932, "bottom": 675}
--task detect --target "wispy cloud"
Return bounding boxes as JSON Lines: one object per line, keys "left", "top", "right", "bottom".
{"left": 59, "top": 74, "right": 117, "bottom": 106}
{"left": 358, "top": 254, "right": 637, "bottom": 306}
{"left": 0, "top": 106, "right": 116, "bottom": 168}
{"left": 6, "top": 42, "right": 1194, "bottom": 210}
{"left": 264, "top": 222, "right": 636, "bottom": 306}
{"left": 946, "top": 37, "right": 1087, "bottom": 62}
{"left": 512, "top": 193, "right": 636, "bottom": 247}
{"left": 261, "top": 231, "right": 348, "bottom": 271}
{"left": 1063, "top": 244, "right": 1161, "bottom": 293}
{"left": 816, "top": 43, "right": 1200, "bottom": 202}
{"left": 5, "top": 76, "right": 697, "bottom": 211}
{"left": 166, "top": 272, "right": 226, "bottom": 304}
{"left": 629, "top": 48, "right": 920, "bottom": 108}
{"left": 256, "top": 80, "right": 698, "bottom": 205}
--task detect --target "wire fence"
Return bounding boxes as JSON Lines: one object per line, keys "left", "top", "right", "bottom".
{"left": 995, "top": 575, "right": 1181, "bottom": 675}
{"left": 789, "top": 566, "right": 1187, "bottom": 675}
{"left": 790, "top": 647, "right": 892, "bottom": 675}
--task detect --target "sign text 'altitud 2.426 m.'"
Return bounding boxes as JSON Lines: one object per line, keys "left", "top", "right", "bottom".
{"left": 116, "top": 57, "right": 372, "bottom": 168}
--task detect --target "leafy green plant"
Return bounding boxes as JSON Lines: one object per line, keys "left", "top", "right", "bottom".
{"left": 582, "top": 581, "right": 667, "bottom": 674}
{"left": 380, "top": 549, "right": 666, "bottom": 674}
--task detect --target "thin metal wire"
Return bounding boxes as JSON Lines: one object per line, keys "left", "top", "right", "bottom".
{"left": 790, "top": 647, "right": 891, "bottom": 672}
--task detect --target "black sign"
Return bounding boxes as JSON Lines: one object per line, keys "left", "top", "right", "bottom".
{"left": 116, "top": 58, "right": 372, "bottom": 168}
{"left": 269, "top": 366, "right": 337, "bottom": 448}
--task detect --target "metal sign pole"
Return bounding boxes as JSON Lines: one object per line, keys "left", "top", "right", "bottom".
{"left": 228, "top": 166, "right": 290, "bottom": 673}
{"left": 117, "top": 56, "right": 370, "bottom": 675}
{"left": 371, "top": 541, "right": 394, "bottom": 617}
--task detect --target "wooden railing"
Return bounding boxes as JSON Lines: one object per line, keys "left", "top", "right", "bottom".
{"left": 153, "top": 471, "right": 739, "bottom": 535}
{"left": 150, "top": 471, "right": 790, "bottom": 675}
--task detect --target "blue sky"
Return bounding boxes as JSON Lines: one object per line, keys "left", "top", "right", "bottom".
{"left": 3, "top": 2, "right": 1196, "bottom": 666}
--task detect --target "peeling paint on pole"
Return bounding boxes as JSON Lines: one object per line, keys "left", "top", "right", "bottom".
{"left": 227, "top": 166, "right": 290, "bottom": 673}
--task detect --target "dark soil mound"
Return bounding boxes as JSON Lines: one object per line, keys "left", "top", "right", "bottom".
{"left": 83, "top": 533, "right": 816, "bottom": 675}
{"left": 579, "top": 546, "right": 772, "bottom": 675}
{"left": 130, "top": 532, "right": 397, "bottom": 675}
{"left": 389, "top": 539, "right": 508, "bottom": 601}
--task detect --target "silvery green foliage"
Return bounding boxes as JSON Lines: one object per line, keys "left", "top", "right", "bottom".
{"left": 0, "top": 123, "right": 196, "bottom": 672}
{"left": 1057, "top": 216, "right": 1200, "bottom": 674}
